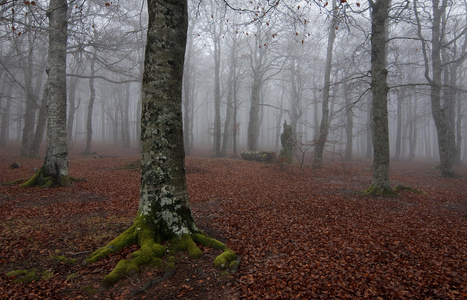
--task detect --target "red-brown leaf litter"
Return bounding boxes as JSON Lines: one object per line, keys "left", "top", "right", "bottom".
{"left": 1, "top": 144, "right": 466, "bottom": 299}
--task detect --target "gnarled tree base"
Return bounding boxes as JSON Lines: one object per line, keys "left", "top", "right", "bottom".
{"left": 85, "top": 214, "right": 238, "bottom": 290}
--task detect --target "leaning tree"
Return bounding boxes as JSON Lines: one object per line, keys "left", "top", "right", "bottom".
{"left": 85, "top": 0, "right": 237, "bottom": 289}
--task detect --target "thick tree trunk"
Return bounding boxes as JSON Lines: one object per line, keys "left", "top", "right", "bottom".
{"left": 86, "top": 0, "right": 237, "bottom": 288}
{"left": 24, "top": 0, "right": 70, "bottom": 187}
{"left": 314, "top": 0, "right": 337, "bottom": 167}
{"left": 366, "top": 0, "right": 396, "bottom": 196}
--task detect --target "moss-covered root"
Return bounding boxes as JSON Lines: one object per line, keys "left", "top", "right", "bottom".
{"left": 84, "top": 216, "right": 166, "bottom": 290}
{"left": 364, "top": 184, "right": 398, "bottom": 197}
{"left": 20, "top": 167, "right": 73, "bottom": 188}
{"left": 393, "top": 185, "right": 426, "bottom": 194}
{"left": 191, "top": 233, "right": 240, "bottom": 272}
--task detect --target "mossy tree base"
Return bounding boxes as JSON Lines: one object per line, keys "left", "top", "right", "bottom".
{"left": 20, "top": 167, "right": 73, "bottom": 188}
{"left": 364, "top": 184, "right": 398, "bottom": 197}
{"left": 85, "top": 215, "right": 238, "bottom": 290}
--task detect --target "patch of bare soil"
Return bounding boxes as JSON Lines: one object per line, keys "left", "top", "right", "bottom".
{"left": 0, "top": 144, "right": 466, "bottom": 299}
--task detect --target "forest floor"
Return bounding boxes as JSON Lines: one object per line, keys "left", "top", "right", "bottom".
{"left": 0, "top": 144, "right": 466, "bottom": 299}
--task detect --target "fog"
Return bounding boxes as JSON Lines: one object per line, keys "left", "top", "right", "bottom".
{"left": 1, "top": 0, "right": 466, "bottom": 164}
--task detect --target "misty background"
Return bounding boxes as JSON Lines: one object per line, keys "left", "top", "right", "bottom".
{"left": 1, "top": 0, "right": 466, "bottom": 164}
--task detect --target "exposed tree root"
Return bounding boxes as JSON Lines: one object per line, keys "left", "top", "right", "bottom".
{"left": 85, "top": 215, "right": 238, "bottom": 290}
{"left": 0, "top": 178, "right": 29, "bottom": 186}
{"left": 130, "top": 266, "right": 176, "bottom": 296}
{"left": 393, "top": 185, "right": 425, "bottom": 194}
{"left": 364, "top": 184, "right": 398, "bottom": 197}
{"left": 20, "top": 167, "right": 73, "bottom": 188}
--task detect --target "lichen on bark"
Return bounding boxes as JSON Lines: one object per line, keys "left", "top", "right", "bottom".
{"left": 86, "top": 0, "right": 237, "bottom": 289}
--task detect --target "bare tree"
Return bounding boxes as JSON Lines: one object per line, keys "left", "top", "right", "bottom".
{"left": 413, "top": 0, "right": 465, "bottom": 177}
{"left": 23, "top": 0, "right": 71, "bottom": 187}
{"left": 365, "top": 0, "right": 397, "bottom": 196}
{"left": 86, "top": 0, "right": 237, "bottom": 289}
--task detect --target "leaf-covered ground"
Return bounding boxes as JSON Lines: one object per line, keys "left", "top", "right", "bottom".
{"left": 0, "top": 144, "right": 466, "bottom": 299}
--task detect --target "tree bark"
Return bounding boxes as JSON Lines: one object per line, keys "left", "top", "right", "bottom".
{"left": 0, "top": 84, "right": 13, "bottom": 146}
{"left": 344, "top": 83, "right": 353, "bottom": 161}
{"left": 24, "top": 0, "right": 70, "bottom": 187}
{"left": 366, "top": 0, "right": 396, "bottom": 196}
{"left": 29, "top": 84, "right": 48, "bottom": 157}
{"left": 86, "top": 0, "right": 237, "bottom": 288}
{"left": 414, "top": 0, "right": 456, "bottom": 177}
{"left": 314, "top": 0, "right": 338, "bottom": 167}
{"left": 84, "top": 56, "right": 96, "bottom": 154}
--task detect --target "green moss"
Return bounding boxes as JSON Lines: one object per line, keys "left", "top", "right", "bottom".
{"left": 191, "top": 233, "right": 227, "bottom": 250}
{"left": 102, "top": 259, "right": 139, "bottom": 289}
{"left": 41, "top": 270, "right": 54, "bottom": 280}
{"left": 364, "top": 184, "right": 398, "bottom": 197}
{"left": 66, "top": 273, "right": 79, "bottom": 281}
{"left": 21, "top": 168, "right": 43, "bottom": 187}
{"left": 170, "top": 234, "right": 202, "bottom": 259}
{"left": 214, "top": 250, "right": 237, "bottom": 269}
{"left": 52, "top": 255, "right": 77, "bottom": 265}
{"left": 6, "top": 269, "right": 40, "bottom": 283}
{"left": 88, "top": 213, "right": 239, "bottom": 289}
{"left": 59, "top": 176, "right": 73, "bottom": 187}
{"left": 82, "top": 285, "right": 98, "bottom": 295}
{"left": 85, "top": 221, "right": 139, "bottom": 264}
{"left": 393, "top": 185, "right": 425, "bottom": 194}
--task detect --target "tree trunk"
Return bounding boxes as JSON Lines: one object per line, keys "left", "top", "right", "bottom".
{"left": 393, "top": 90, "right": 403, "bottom": 161}
{"left": 67, "top": 69, "right": 79, "bottom": 150}
{"left": 123, "top": 83, "right": 131, "bottom": 147}
{"left": 221, "top": 38, "right": 237, "bottom": 157}
{"left": 407, "top": 94, "right": 417, "bottom": 161}
{"left": 414, "top": 0, "right": 456, "bottom": 177}
{"left": 314, "top": 0, "right": 337, "bottom": 167}
{"left": 0, "top": 84, "right": 13, "bottom": 146}
{"left": 366, "top": 0, "right": 396, "bottom": 196}
{"left": 29, "top": 84, "right": 48, "bottom": 157}
{"left": 84, "top": 57, "right": 96, "bottom": 154}
{"left": 248, "top": 73, "right": 261, "bottom": 151}
{"left": 86, "top": 0, "right": 237, "bottom": 289}
{"left": 24, "top": 0, "right": 70, "bottom": 187}
{"left": 344, "top": 83, "right": 353, "bottom": 161}
{"left": 20, "top": 29, "right": 38, "bottom": 157}
{"left": 213, "top": 27, "right": 222, "bottom": 157}
{"left": 183, "top": 24, "right": 194, "bottom": 155}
